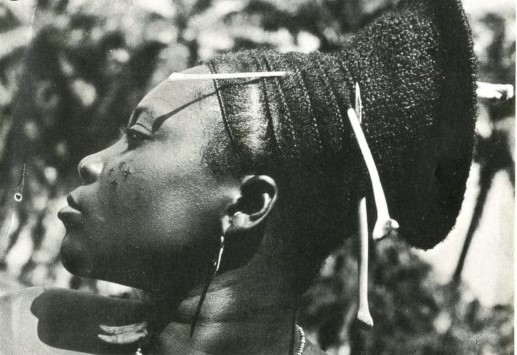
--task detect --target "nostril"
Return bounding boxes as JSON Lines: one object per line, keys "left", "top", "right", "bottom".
{"left": 78, "top": 157, "right": 104, "bottom": 184}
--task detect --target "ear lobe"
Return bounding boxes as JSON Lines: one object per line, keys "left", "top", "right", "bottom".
{"left": 225, "top": 175, "right": 278, "bottom": 233}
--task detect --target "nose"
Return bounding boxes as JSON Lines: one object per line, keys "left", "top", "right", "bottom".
{"left": 78, "top": 153, "right": 104, "bottom": 184}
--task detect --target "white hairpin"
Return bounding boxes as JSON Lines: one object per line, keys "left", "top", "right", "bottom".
{"left": 352, "top": 82, "right": 399, "bottom": 327}
{"left": 168, "top": 71, "right": 287, "bottom": 81}
{"left": 347, "top": 95, "right": 398, "bottom": 240}
{"left": 476, "top": 81, "right": 514, "bottom": 100}
{"left": 354, "top": 83, "right": 373, "bottom": 327}
{"left": 357, "top": 196, "right": 373, "bottom": 327}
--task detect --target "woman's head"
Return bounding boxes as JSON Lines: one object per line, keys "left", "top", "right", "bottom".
{"left": 59, "top": 66, "right": 240, "bottom": 292}
{"left": 57, "top": 63, "right": 348, "bottom": 294}
{"left": 59, "top": 0, "right": 477, "bottom": 295}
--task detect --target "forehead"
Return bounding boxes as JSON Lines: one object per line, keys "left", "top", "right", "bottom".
{"left": 129, "top": 65, "right": 221, "bottom": 132}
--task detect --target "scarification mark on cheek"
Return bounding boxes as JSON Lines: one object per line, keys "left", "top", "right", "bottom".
{"left": 119, "top": 161, "right": 133, "bottom": 180}
{"left": 107, "top": 161, "right": 136, "bottom": 189}
{"left": 107, "top": 167, "right": 118, "bottom": 189}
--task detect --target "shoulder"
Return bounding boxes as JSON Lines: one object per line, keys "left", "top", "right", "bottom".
{"left": 0, "top": 287, "right": 46, "bottom": 339}
{"left": 0, "top": 287, "right": 144, "bottom": 354}
{"left": 0, "top": 287, "right": 77, "bottom": 354}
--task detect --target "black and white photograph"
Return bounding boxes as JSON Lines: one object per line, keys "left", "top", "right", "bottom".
{"left": 0, "top": 0, "right": 514, "bottom": 354}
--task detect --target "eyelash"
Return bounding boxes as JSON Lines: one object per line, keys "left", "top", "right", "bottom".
{"left": 125, "top": 126, "right": 151, "bottom": 149}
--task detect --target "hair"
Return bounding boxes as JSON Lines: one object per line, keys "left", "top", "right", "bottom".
{"left": 202, "top": 54, "right": 362, "bottom": 279}
{"left": 201, "top": 0, "right": 477, "bottom": 286}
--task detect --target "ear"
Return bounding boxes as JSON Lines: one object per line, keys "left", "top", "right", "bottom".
{"left": 223, "top": 175, "right": 278, "bottom": 234}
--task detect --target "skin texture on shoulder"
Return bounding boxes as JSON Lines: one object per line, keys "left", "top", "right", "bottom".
{"left": 0, "top": 286, "right": 146, "bottom": 354}
{"left": 0, "top": 286, "right": 327, "bottom": 355}
{"left": 0, "top": 287, "right": 54, "bottom": 355}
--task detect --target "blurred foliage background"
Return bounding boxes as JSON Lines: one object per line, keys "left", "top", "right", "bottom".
{"left": 0, "top": 0, "right": 514, "bottom": 354}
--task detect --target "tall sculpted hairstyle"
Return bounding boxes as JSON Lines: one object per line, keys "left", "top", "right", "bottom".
{"left": 203, "top": 0, "right": 476, "bottom": 280}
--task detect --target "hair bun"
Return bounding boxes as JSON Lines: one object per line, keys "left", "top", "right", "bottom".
{"left": 209, "top": 0, "right": 477, "bottom": 250}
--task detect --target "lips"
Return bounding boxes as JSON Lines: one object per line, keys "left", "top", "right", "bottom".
{"left": 57, "top": 194, "right": 84, "bottom": 228}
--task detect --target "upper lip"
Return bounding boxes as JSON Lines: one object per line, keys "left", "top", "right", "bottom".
{"left": 66, "top": 194, "right": 82, "bottom": 212}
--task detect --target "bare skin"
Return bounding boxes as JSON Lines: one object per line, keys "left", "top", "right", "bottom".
{"left": 0, "top": 66, "right": 324, "bottom": 354}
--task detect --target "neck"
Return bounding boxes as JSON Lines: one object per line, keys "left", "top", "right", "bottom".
{"left": 147, "top": 257, "right": 302, "bottom": 355}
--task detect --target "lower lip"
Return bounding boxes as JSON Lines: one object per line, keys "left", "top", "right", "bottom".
{"left": 57, "top": 206, "right": 84, "bottom": 228}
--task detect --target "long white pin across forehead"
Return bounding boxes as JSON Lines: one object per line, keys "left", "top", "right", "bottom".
{"left": 168, "top": 70, "right": 397, "bottom": 240}
{"left": 167, "top": 71, "right": 397, "bottom": 238}
{"left": 167, "top": 72, "right": 398, "bottom": 232}
{"left": 168, "top": 71, "right": 287, "bottom": 81}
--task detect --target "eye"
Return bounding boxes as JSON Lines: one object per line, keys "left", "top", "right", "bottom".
{"left": 126, "top": 125, "right": 151, "bottom": 149}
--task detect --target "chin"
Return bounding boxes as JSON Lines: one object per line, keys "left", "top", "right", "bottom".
{"left": 60, "top": 233, "right": 95, "bottom": 277}
{"left": 61, "top": 233, "right": 150, "bottom": 290}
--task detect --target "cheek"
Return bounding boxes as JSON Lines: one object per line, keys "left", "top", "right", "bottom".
{"left": 96, "top": 158, "right": 222, "bottom": 259}
{"left": 105, "top": 161, "right": 135, "bottom": 189}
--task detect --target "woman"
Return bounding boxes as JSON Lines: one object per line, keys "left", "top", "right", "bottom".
{"left": 0, "top": 0, "right": 476, "bottom": 353}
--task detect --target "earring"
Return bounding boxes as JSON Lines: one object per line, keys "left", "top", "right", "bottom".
{"left": 214, "top": 235, "right": 225, "bottom": 273}
{"left": 190, "top": 235, "right": 225, "bottom": 337}
{"left": 134, "top": 333, "right": 149, "bottom": 355}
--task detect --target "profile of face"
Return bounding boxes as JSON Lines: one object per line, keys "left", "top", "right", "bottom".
{"left": 58, "top": 65, "right": 241, "bottom": 293}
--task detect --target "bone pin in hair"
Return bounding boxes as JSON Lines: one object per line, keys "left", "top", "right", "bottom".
{"left": 476, "top": 81, "right": 514, "bottom": 100}
{"left": 168, "top": 71, "right": 288, "bottom": 81}
{"left": 167, "top": 70, "right": 398, "bottom": 242}
{"left": 352, "top": 82, "right": 402, "bottom": 326}
{"left": 354, "top": 83, "right": 374, "bottom": 327}
{"left": 347, "top": 102, "right": 399, "bottom": 240}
